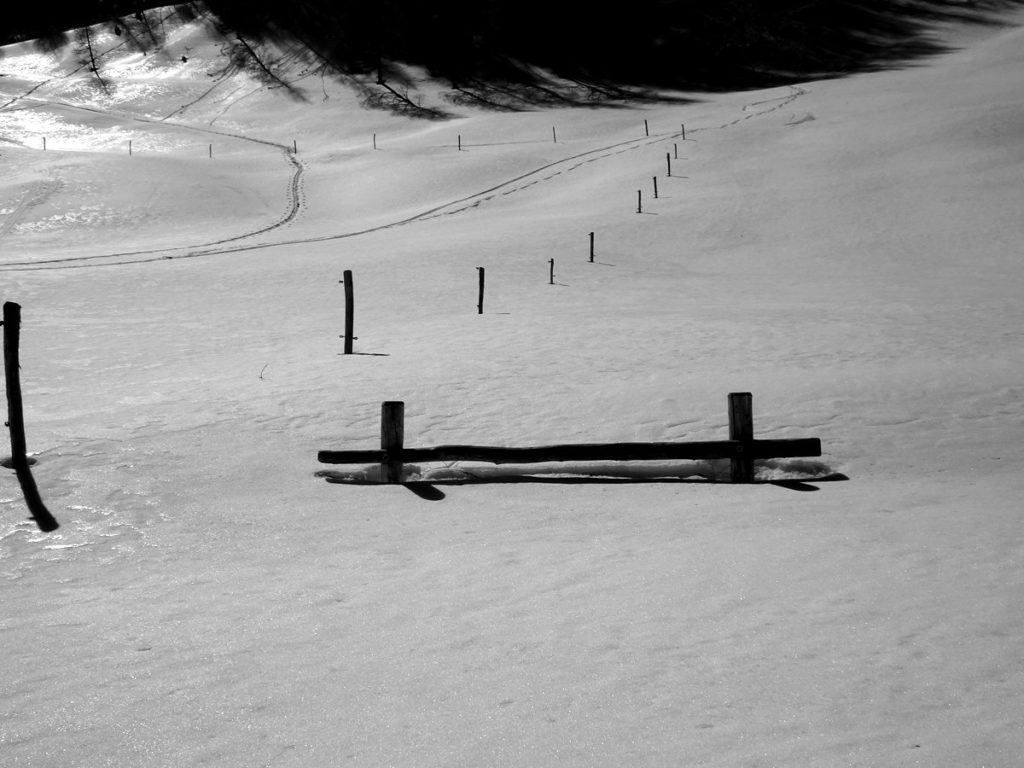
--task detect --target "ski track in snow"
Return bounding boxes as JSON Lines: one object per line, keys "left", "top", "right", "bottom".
{"left": 0, "top": 84, "right": 808, "bottom": 271}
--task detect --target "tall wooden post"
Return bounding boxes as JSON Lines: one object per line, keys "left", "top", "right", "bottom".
{"left": 381, "top": 401, "right": 405, "bottom": 483}
{"left": 477, "top": 267, "right": 485, "bottom": 314}
{"left": 3, "top": 303, "right": 59, "bottom": 531}
{"left": 729, "top": 392, "right": 754, "bottom": 482}
{"left": 342, "top": 270, "right": 354, "bottom": 354}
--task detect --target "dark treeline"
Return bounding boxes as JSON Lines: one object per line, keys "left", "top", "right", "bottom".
{"left": 3, "top": 1, "right": 1022, "bottom": 90}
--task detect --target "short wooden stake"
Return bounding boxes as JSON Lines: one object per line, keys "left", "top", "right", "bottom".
{"left": 637, "top": 190, "right": 642, "bottom": 214}
{"left": 549, "top": 258, "right": 555, "bottom": 285}
{"left": 477, "top": 267, "right": 485, "bottom": 314}
{"left": 3, "top": 302, "right": 59, "bottom": 532}
{"left": 666, "top": 153, "right": 671, "bottom": 177}
{"left": 681, "top": 123, "right": 686, "bottom": 140}
{"left": 342, "top": 270, "right": 354, "bottom": 354}
{"left": 552, "top": 126, "right": 557, "bottom": 143}
{"left": 380, "top": 401, "right": 405, "bottom": 483}
{"left": 728, "top": 392, "right": 754, "bottom": 482}
{"left": 458, "top": 134, "right": 462, "bottom": 151}
{"left": 588, "top": 231, "right": 594, "bottom": 263}
{"left": 653, "top": 176, "right": 659, "bottom": 199}
{"left": 644, "top": 119, "right": 649, "bottom": 137}
{"left": 674, "top": 143, "right": 678, "bottom": 160}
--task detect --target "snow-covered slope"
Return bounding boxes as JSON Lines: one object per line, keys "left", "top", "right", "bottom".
{"left": 2, "top": 7, "right": 1023, "bottom": 767}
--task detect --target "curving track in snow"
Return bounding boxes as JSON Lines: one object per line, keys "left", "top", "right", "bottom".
{"left": 0, "top": 85, "right": 807, "bottom": 271}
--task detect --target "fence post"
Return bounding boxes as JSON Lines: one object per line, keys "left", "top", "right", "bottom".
{"left": 3, "top": 302, "right": 59, "bottom": 531}
{"left": 477, "top": 267, "right": 485, "bottom": 314}
{"left": 342, "top": 270, "right": 354, "bottom": 354}
{"left": 728, "top": 392, "right": 754, "bottom": 482}
{"left": 381, "top": 401, "right": 405, "bottom": 483}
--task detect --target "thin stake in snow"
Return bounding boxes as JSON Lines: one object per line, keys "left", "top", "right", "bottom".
{"left": 666, "top": 152, "right": 671, "bottom": 177}
{"left": 637, "top": 190, "right": 642, "bottom": 214}
{"left": 681, "top": 123, "right": 686, "bottom": 140}
{"left": 477, "top": 267, "right": 485, "bottom": 314}
{"left": 589, "top": 231, "right": 595, "bottom": 263}
{"left": 42, "top": 137, "right": 46, "bottom": 151}
{"left": 549, "top": 259, "right": 555, "bottom": 285}
{"left": 341, "top": 270, "right": 354, "bottom": 354}
{"left": 458, "top": 134, "right": 462, "bottom": 151}
{"left": 209, "top": 143, "right": 213, "bottom": 159}
{"left": 373, "top": 133, "right": 377, "bottom": 150}
{"left": 293, "top": 139, "right": 297, "bottom": 153}
{"left": 3, "top": 302, "right": 59, "bottom": 532}
{"left": 129, "top": 139, "right": 132, "bottom": 156}
{"left": 644, "top": 119, "right": 649, "bottom": 137}
{"left": 552, "top": 126, "right": 557, "bottom": 143}
{"left": 674, "top": 143, "right": 678, "bottom": 159}
{"left": 653, "top": 176, "right": 659, "bottom": 199}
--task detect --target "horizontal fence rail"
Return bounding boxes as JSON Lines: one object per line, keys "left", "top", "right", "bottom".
{"left": 317, "top": 439, "right": 821, "bottom": 466}
{"left": 318, "top": 394, "right": 823, "bottom": 484}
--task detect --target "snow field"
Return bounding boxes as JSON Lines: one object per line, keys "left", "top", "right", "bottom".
{"left": 2, "top": 6, "right": 1024, "bottom": 767}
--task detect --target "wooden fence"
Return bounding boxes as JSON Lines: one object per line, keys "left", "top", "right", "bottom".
{"left": 318, "top": 393, "right": 822, "bottom": 484}
{"left": 3, "top": 302, "right": 59, "bottom": 531}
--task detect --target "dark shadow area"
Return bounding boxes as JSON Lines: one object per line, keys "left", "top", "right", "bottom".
{"left": 5, "top": 2, "right": 1022, "bottom": 104}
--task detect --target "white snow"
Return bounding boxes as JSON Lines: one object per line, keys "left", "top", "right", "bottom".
{"left": 2, "top": 6, "right": 1023, "bottom": 767}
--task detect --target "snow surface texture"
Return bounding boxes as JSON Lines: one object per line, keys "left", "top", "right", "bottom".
{"left": 2, "top": 7, "right": 1023, "bottom": 767}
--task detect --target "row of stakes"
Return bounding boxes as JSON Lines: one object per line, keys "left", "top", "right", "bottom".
{"left": 339, "top": 120, "right": 690, "bottom": 351}
{"left": 36, "top": 118, "right": 685, "bottom": 158}
{"left": 36, "top": 137, "right": 302, "bottom": 156}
